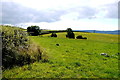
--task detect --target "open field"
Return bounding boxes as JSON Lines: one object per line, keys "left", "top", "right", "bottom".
{"left": 3, "top": 32, "right": 119, "bottom": 78}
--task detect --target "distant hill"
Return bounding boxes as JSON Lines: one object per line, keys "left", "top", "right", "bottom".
{"left": 74, "top": 30, "right": 120, "bottom": 35}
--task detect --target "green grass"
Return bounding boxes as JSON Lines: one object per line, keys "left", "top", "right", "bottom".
{"left": 3, "top": 32, "right": 119, "bottom": 78}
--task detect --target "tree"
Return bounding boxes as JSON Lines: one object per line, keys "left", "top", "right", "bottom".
{"left": 27, "top": 26, "right": 41, "bottom": 36}
{"left": 66, "top": 28, "right": 75, "bottom": 39}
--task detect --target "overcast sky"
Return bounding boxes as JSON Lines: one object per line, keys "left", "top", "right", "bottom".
{"left": 1, "top": 0, "right": 119, "bottom": 30}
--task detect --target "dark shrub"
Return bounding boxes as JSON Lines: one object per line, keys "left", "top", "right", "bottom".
{"left": 66, "top": 35, "right": 68, "bottom": 38}
{"left": 66, "top": 32, "right": 75, "bottom": 38}
{"left": 51, "top": 33, "right": 57, "bottom": 37}
{"left": 76, "top": 35, "right": 83, "bottom": 39}
{"left": 66, "top": 28, "right": 75, "bottom": 39}
{"left": 27, "top": 25, "right": 41, "bottom": 36}
{"left": 76, "top": 35, "right": 87, "bottom": 39}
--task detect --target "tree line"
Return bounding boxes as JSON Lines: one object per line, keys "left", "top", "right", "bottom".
{"left": 27, "top": 26, "right": 87, "bottom": 39}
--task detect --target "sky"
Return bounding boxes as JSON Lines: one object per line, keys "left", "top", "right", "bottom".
{"left": 1, "top": 0, "right": 119, "bottom": 30}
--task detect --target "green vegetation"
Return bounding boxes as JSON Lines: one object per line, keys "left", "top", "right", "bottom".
{"left": 1, "top": 25, "right": 47, "bottom": 69}
{"left": 27, "top": 25, "right": 41, "bottom": 36}
{"left": 51, "top": 33, "right": 57, "bottom": 37}
{"left": 66, "top": 28, "right": 75, "bottom": 39}
{"left": 2, "top": 29, "right": 119, "bottom": 78}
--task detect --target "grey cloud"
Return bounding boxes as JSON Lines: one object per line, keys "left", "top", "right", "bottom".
{"left": 68, "top": 3, "right": 117, "bottom": 19}
{"left": 60, "top": 6, "right": 98, "bottom": 20}
{"left": 74, "top": 4, "right": 117, "bottom": 19}
{"left": 1, "top": 1, "right": 118, "bottom": 25}
{"left": 1, "top": 2, "right": 66, "bottom": 24}
{"left": 75, "top": 7, "right": 98, "bottom": 19}
{"left": 104, "top": 3, "right": 118, "bottom": 18}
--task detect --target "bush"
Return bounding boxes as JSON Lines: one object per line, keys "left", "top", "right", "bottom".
{"left": 27, "top": 26, "right": 40, "bottom": 36}
{"left": 51, "top": 33, "right": 57, "bottom": 37}
{"left": 66, "top": 32, "right": 75, "bottom": 38}
{"left": 1, "top": 25, "right": 47, "bottom": 69}
{"left": 66, "top": 28, "right": 75, "bottom": 39}
{"left": 76, "top": 35, "right": 83, "bottom": 39}
{"left": 76, "top": 35, "right": 87, "bottom": 39}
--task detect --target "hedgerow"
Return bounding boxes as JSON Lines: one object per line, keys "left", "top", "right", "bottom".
{"left": 1, "top": 25, "right": 48, "bottom": 69}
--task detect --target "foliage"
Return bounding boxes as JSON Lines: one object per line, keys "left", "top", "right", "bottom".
{"left": 76, "top": 35, "right": 87, "bottom": 39}
{"left": 66, "top": 28, "right": 75, "bottom": 39}
{"left": 3, "top": 32, "right": 119, "bottom": 78}
{"left": 1, "top": 25, "right": 47, "bottom": 69}
{"left": 27, "top": 25, "right": 40, "bottom": 36}
{"left": 76, "top": 35, "right": 83, "bottom": 39}
{"left": 51, "top": 33, "right": 57, "bottom": 37}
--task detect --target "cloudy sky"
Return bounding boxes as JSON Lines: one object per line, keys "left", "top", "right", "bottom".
{"left": 1, "top": 0, "right": 119, "bottom": 30}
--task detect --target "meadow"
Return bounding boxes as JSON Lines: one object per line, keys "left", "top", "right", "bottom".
{"left": 2, "top": 31, "right": 119, "bottom": 78}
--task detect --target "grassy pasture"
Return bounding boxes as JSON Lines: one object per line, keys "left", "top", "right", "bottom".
{"left": 3, "top": 32, "right": 119, "bottom": 78}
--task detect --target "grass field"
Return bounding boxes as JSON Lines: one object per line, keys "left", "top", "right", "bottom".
{"left": 3, "top": 32, "right": 119, "bottom": 78}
